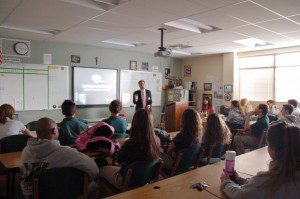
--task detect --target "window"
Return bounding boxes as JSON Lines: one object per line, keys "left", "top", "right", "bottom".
{"left": 239, "top": 52, "right": 300, "bottom": 102}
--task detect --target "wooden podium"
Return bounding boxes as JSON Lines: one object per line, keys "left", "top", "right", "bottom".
{"left": 165, "top": 101, "right": 189, "bottom": 132}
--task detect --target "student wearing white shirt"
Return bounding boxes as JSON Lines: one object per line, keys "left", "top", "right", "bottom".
{"left": 0, "top": 104, "right": 31, "bottom": 140}
{"left": 288, "top": 99, "right": 300, "bottom": 127}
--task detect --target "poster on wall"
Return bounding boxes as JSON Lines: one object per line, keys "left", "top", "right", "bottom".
{"left": 184, "top": 65, "right": 192, "bottom": 77}
{"left": 164, "top": 68, "right": 170, "bottom": 79}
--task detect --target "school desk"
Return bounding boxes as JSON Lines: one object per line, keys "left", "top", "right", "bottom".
{"left": 108, "top": 147, "right": 269, "bottom": 199}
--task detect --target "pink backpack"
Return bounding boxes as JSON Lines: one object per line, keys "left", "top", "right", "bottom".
{"left": 76, "top": 122, "right": 120, "bottom": 156}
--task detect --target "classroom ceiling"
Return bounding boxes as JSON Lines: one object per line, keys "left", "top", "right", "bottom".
{"left": 1, "top": 0, "right": 300, "bottom": 57}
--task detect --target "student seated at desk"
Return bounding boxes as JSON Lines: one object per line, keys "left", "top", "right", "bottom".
{"left": 20, "top": 118, "right": 98, "bottom": 198}
{"left": 267, "top": 100, "right": 279, "bottom": 122}
{"left": 201, "top": 96, "right": 214, "bottom": 116}
{"left": 288, "top": 99, "right": 300, "bottom": 126}
{"left": 221, "top": 123, "right": 300, "bottom": 199}
{"left": 271, "top": 104, "right": 296, "bottom": 126}
{"left": 0, "top": 104, "right": 31, "bottom": 140}
{"left": 226, "top": 100, "right": 245, "bottom": 130}
{"left": 161, "top": 108, "right": 203, "bottom": 169}
{"left": 201, "top": 113, "right": 231, "bottom": 165}
{"left": 240, "top": 98, "right": 253, "bottom": 116}
{"left": 234, "top": 104, "right": 269, "bottom": 155}
{"left": 98, "top": 109, "right": 161, "bottom": 189}
{"left": 58, "top": 100, "right": 88, "bottom": 145}
{"left": 102, "top": 100, "right": 128, "bottom": 139}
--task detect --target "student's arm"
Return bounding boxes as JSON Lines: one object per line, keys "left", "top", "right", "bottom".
{"left": 244, "top": 111, "right": 255, "bottom": 130}
{"left": 23, "top": 128, "right": 32, "bottom": 137}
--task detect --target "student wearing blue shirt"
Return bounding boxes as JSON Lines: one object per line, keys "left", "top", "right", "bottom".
{"left": 58, "top": 100, "right": 88, "bottom": 145}
{"left": 102, "top": 100, "right": 128, "bottom": 139}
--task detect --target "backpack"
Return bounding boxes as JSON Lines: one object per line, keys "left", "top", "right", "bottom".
{"left": 75, "top": 122, "right": 120, "bottom": 156}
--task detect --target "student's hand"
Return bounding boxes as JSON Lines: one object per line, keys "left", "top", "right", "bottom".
{"left": 234, "top": 171, "right": 240, "bottom": 181}
{"left": 220, "top": 169, "right": 230, "bottom": 183}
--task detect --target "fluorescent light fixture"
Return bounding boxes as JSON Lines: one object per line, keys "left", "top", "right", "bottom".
{"left": 165, "top": 18, "right": 213, "bottom": 33}
{"left": 234, "top": 38, "right": 267, "bottom": 47}
{"left": 0, "top": 24, "right": 52, "bottom": 35}
{"left": 172, "top": 50, "right": 191, "bottom": 55}
{"left": 102, "top": 39, "right": 141, "bottom": 47}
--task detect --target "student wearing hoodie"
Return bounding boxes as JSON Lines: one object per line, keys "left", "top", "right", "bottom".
{"left": 21, "top": 117, "right": 98, "bottom": 198}
{"left": 271, "top": 104, "right": 296, "bottom": 126}
{"left": 221, "top": 122, "right": 300, "bottom": 199}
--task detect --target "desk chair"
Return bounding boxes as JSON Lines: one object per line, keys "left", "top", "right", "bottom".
{"left": 162, "top": 146, "right": 201, "bottom": 178}
{"left": 244, "top": 131, "right": 267, "bottom": 153}
{"left": 0, "top": 134, "right": 31, "bottom": 153}
{"left": 26, "top": 121, "right": 38, "bottom": 131}
{"left": 99, "top": 159, "right": 162, "bottom": 194}
{"left": 33, "top": 167, "right": 89, "bottom": 199}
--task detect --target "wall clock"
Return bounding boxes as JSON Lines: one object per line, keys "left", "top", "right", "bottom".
{"left": 224, "top": 93, "right": 231, "bottom": 101}
{"left": 14, "top": 42, "right": 29, "bottom": 55}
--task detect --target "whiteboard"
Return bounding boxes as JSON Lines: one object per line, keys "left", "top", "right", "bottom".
{"left": 120, "top": 70, "right": 162, "bottom": 107}
{"left": 0, "top": 63, "right": 69, "bottom": 110}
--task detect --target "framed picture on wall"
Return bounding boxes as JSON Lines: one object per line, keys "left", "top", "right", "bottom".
{"left": 204, "top": 83, "right": 212, "bottom": 91}
{"left": 71, "top": 55, "right": 80, "bottom": 63}
{"left": 165, "top": 68, "right": 170, "bottom": 79}
{"left": 224, "top": 84, "right": 233, "bottom": 93}
{"left": 141, "top": 62, "right": 149, "bottom": 70}
{"left": 130, "top": 60, "right": 137, "bottom": 70}
{"left": 184, "top": 65, "right": 192, "bottom": 77}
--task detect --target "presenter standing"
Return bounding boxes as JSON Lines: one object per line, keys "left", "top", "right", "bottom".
{"left": 133, "top": 80, "right": 152, "bottom": 111}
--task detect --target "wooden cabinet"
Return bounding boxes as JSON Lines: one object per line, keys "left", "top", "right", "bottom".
{"left": 165, "top": 101, "right": 189, "bottom": 132}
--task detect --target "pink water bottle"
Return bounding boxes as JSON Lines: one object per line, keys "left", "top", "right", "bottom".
{"left": 225, "top": 151, "right": 236, "bottom": 177}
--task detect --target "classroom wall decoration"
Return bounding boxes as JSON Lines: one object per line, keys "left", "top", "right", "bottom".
{"left": 71, "top": 55, "right": 80, "bottom": 63}
{"left": 224, "top": 93, "right": 232, "bottom": 101}
{"left": 204, "top": 83, "right": 212, "bottom": 91}
{"left": 224, "top": 84, "right": 233, "bottom": 93}
{"left": 184, "top": 64, "right": 192, "bottom": 77}
{"left": 142, "top": 62, "right": 149, "bottom": 70}
{"left": 165, "top": 68, "right": 170, "bottom": 79}
{"left": 130, "top": 60, "right": 137, "bottom": 70}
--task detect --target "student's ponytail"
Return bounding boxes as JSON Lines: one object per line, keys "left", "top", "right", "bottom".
{"left": 0, "top": 104, "right": 15, "bottom": 125}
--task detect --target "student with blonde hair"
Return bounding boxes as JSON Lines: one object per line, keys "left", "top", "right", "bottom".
{"left": 0, "top": 104, "right": 31, "bottom": 140}
{"left": 240, "top": 98, "right": 253, "bottom": 116}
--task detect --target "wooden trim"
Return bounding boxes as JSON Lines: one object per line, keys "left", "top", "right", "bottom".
{"left": 33, "top": 178, "right": 38, "bottom": 199}
{"left": 122, "top": 169, "right": 132, "bottom": 192}
{"left": 83, "top": 173, "right": 89, "bottom": 199}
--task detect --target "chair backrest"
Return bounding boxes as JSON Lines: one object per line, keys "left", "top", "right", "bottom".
{"left": 33, "top": 167, "right": 88, "bottom": 199}
{"left": 0, "top": 134, "right": 31, "bottom": 153}
{"left": 171, "top": 145, "right": 201, "bottom": 176}
{"left": 26, "top": 121, "right": 38, "bottom": 131}
{"left": 121, "top": 159, "right": 162, "bottom": 190}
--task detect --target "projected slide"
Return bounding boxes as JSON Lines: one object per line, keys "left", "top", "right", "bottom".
{"left": 73, "top": 67, "right": 117, "bottom": 106}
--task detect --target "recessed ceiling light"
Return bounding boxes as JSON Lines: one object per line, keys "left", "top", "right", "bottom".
{"left": 0, "top": 24, "right": 53, "bottom": 35}
{"left": 172, "top": 50, "right": 191, "bottom": 55}
{"left": 164, "top": 18, "right": 221, "bottom": 33}
{"left": 102, "top": 39, "right": 144, "bottom": 47}
{"left": 234, "top": 38, "right": 270, "bottom": 47}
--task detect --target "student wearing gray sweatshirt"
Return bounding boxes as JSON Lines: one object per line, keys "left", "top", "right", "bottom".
{"left": 221, "top": 122, "right": 300, "bottom": 199}
{"left": 21, "top": 117, "right": 99, "bottom": 198}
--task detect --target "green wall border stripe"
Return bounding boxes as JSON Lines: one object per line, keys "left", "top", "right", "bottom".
{"left": 0, "top": 67, "right": 23, "bottom": 70}
{"left": 0, "top": 72, "right": 23, "bottom": 74}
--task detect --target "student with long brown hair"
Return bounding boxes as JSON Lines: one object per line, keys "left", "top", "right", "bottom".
{"left": 98, "top": 109, "right": 161, "bottom": 189}
{"left": 202, "top": 113, "right": 231, "bottom": 164}
{"left": 221, "top": 122, "right": 300, "bottom": 198}
{"left": 0, "top": 104, "right": 31, "bottom": 140}
{"left": 162, "top": 108, "right": 203, "bottom": 169}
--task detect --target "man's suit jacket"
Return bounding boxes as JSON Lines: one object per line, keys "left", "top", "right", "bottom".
{"left": 133, "top": 89, "right": 152, "bottom": 110}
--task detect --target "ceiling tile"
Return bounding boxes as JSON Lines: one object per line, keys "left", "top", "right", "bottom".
{"left": 189, "top": 10, "right": 249, "bottom": 29}
{"left": 288, "top": 15, "right": 300, "bottom": 24}
{"left": 233, "top": 25, "right": 294, "bottom": 44}
{"left": 217, "top": 1, "right": 280, "bottom": 23}
{"left": 0, "top": 0, "right": 21, "bottom": 24}
{"left": 257, "top": 18, "right": 300, "bottom": 34}
{"left": 252, "top": 0, "right": 300, "bottom": 17}
{"left": 4, "top": 0, "right": 103, "bottom": 31}
{"left": 137, "top": 0, "right": 210, "bottom": 18}
{"left": 187, "top": 0, "right": 246, "bottom": 9}
{"left": 284, "top": 30, "right": 300, "bottom": 40}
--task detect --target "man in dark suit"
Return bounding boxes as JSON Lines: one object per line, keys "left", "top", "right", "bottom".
{"left": 133, "top": 80, "right": 152, "bottom": 111}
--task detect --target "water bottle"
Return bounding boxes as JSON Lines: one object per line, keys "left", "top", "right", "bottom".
{"left": 225, "top": 151, "right": 236, "bottom": 178}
